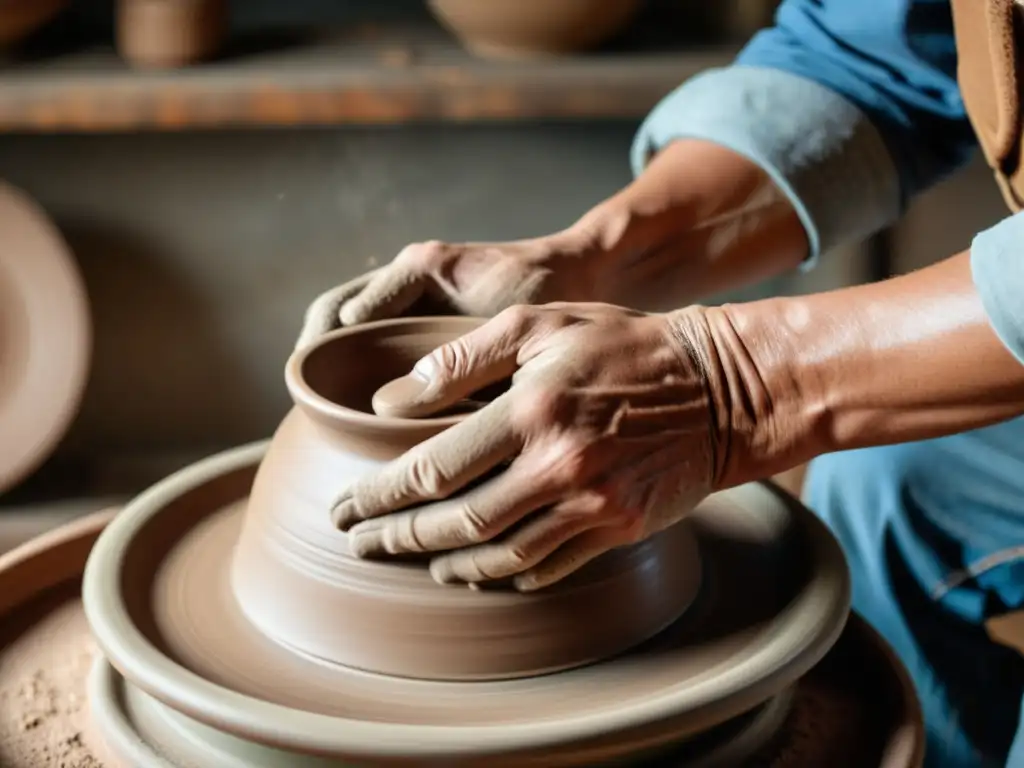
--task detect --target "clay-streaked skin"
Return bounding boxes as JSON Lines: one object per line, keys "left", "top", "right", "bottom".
{"left": 334, "top": 304, "right": 721, "bottom": 591}
{"left": 233, "top": 318, "right": 704, "bottom": 681}
{"left": 297, "top": 141, "right": 807, "bottom": 347}
{"left": 305, "top": 138, "right": 1024, "bottom": 590}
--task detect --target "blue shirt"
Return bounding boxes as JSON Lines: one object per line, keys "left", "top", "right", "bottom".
{"left": 630, "top": 9, "right": 1024, "bottom": 763}
{"left": 631, "top": 0, "right": 1024, "bottom": 365}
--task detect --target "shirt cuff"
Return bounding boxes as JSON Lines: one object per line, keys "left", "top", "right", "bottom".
{"left": 971, "top": 214, "right": 1024, "bottom": 366}
{"left": 630, "top": 65, "right": 901, "bottom": 268}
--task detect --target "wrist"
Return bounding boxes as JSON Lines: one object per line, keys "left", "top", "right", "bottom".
{"left": 703, "top": 251, "right": 1024, "bottom": 474}
{"left": 559, "top": 192, "right": 698, "bottom": 308}
{"left": 665, "top": 302, "right": 825, "bottom": 490}
{"left": 565, "top": 140, "right": 809, "bottom": 310}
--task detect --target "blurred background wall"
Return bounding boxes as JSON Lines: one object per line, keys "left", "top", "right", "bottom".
{"left": 0, "top": 0, "right": 1007, "bottom": 492}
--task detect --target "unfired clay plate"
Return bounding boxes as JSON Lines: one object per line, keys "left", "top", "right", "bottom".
{"left": 0, "top": 181, "right": 90, "bottom": 495}
{"left": 83, "top": 440, "right": 852, "bottom": 765}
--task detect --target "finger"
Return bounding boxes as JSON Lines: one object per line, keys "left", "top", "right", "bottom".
{"left": 339, "top": 264, "right": 425, "bottom": 326}
{"left": 371, "top": 306, "right": 533, "bottom": 419}
{"left": 514, "top": 525, "right": 629, "bottom": 592}
{"left": 331, "top": 395, "right": 519, "bottom": 530}
{"left": 295, "top": 270, "right": 378, "bottom": 350}
{"left": 426, "top": 492, "right": 607, "bottom": 583}
{"left": 347, "top": 461, "right": 568, "bottom": 559}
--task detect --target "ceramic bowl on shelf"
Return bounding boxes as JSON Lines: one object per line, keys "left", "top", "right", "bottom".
{"left": 116, "top": 0, "right": 227, "bottom": 69}
{"left": 427, "top": 0, "right": 643, "bottom": 59}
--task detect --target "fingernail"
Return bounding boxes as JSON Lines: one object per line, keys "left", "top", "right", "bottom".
{"left": 429, "top": 558, "right": 459, "bottom": 585}
{"left": 412, "top": 355, "right": 436, "bottom": 382}
{"left": 371, "top": 375, "right": 430, "bottom": 417}
{"left": 330, "top": 498, "right": 356, "bottom": 531}
{"left": 513, "top": 574, "right": 540, "bottom": 592}
{"left": 349, "top": 528, "right": 383, "bottom": 558}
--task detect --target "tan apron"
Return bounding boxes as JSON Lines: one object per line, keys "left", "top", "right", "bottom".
{"left": 950, "top": 0, "right": 1024, "bottom": 211}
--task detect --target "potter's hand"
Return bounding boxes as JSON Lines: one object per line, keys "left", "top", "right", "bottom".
{"left": 296, "top": 235, "right": 600, "bottom": 350}
{"left": 331, "top": 303, "right": 735, "bottom": 591}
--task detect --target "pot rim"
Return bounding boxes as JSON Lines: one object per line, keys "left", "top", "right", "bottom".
{"left": 82, "top": 440, "right": 853, "bottom": 761}
{"left": 285, "top": 315, "right": 486, "bottom": 430}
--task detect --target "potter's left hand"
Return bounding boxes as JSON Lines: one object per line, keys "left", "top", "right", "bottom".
{"left": 331, "top": 302, "right": 762, "bottom": 591}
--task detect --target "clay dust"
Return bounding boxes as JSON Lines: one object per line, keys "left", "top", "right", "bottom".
{"left": 0, "top": 585, "right": 109, "bottom": 768}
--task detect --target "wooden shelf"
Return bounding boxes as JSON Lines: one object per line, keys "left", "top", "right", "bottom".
{"left": 0, "top": 25, "right": 736, "bottom": 132}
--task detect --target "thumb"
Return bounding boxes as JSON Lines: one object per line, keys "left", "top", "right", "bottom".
{"left": 371, "top": 308, "right": 528, "bottom": 418}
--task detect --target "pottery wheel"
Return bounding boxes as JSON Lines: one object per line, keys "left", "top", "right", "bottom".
{"left": 0, "top": 504, "right": 923, "bottom": 767}
{"left": 83, "top": 441, "right": 853, "bottom": 764}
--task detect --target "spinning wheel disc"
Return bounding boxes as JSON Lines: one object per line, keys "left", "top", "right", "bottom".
{"left": 84, "top": 441, "right": 850, "bottom": 764}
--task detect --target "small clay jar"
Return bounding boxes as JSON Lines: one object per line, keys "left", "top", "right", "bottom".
{"left": 231, "top": 317, "right": 702, "bottom": 681}
{"left": 116, "top": 0, "right": 226, "bottom": 69}
{"left": 427, "top": 0, "right": 642, "bottom": 59}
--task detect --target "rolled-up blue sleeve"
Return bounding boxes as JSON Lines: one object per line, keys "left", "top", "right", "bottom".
{"left": 631, "top": 0, "right": 978, "bottom": 266}
{"left": 971, "top": 214, "right": 1024, "bottom": 364}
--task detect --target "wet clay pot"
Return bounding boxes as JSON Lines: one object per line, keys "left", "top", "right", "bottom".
{"left": 230, "top": 317, "right": 703, "bottom": 681}
{"left": 427, "top": 0, "right": 642, "bottom": 59}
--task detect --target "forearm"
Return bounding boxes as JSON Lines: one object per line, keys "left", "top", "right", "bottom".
{"left": 561, "top": 58, "right": 908, "bottom": 311}
{"left": 703, "top": 251, "right": 1024, "bottom": 488}
{"left": 567, "top": 139, "right": 809, "bottom": 311}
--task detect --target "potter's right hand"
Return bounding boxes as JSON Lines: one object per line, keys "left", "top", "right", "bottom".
{"left": 330, "top": 302, "right": 792, "bottom": 591}
{"left": 296, "top": 233, "right": 603, "bottom": 350}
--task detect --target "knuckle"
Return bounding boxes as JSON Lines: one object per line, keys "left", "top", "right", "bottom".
{"left": 397, "top": 240, "right": 450, "bottom": 269}
{"left": 458, "top": 501, "right": 492, "bottom": 542}
{"left": 534, "top": 440, "right": 589, "bottom": 490}
{"left": 406, "top": 454, "right": 449, "bottom": 500}
{"left": 496, "top": 304, "right": 536, "bottom": 337}
{"left": 501, "top": 546, "right": 530, "bottom": 570}
{"left": 381, "top": 524, "right": 405, "bottom": 554}
{"left": 433, "top": 338, "right": 471, "bottom": 380}
{"left": 511, "top": 384, "right": 562, "bottom": 431}
{"left": 547, "top": 455, "right": 585, "bottom": 490}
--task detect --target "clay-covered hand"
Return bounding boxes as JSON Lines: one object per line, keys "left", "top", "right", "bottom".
{"left": 331, "top": 302, "right": 729, "bottom": 591}
{"left": 295, "top": 234, "right": 602, "bottom": 350}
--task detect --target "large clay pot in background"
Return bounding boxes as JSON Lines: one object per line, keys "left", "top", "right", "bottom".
{"left": 116, "top": 0, "right": 226, "bottom": 69}
{"left": 427, "top": 0, "right": 643, "bottom": 59}
{"left": 0, "top": 0, "right": 65, "bottom": 48}
{"left": 231, "top": 317, "right": 703, "bottom": 681}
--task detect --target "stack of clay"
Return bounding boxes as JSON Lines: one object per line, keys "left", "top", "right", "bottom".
{"left": 0, "top": 318, "right": 926, "bottom": 766}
